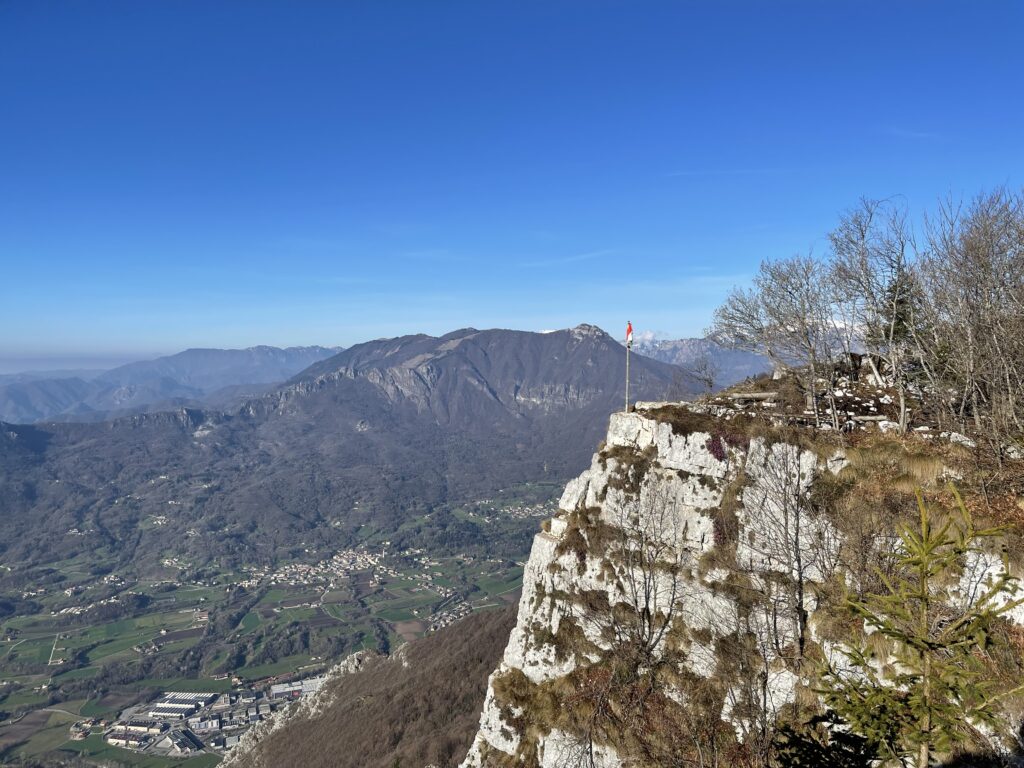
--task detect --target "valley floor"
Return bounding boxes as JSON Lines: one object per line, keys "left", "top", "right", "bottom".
{"left": 0, "top": 488, "right": 555, "bottom": 766}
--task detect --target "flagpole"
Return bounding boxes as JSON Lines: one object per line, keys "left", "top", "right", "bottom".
{"left": 625, "top": 321, "right": 631, "bottom": 413}
{"left": 625, "top": 342, "right": 630, "bottom": 412}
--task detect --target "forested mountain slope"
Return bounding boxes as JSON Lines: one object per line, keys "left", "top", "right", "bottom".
{"left": 0, "top": 326, "right": 695, "bottom": 571}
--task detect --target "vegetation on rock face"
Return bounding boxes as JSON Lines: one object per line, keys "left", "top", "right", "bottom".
{"left": 818, "top": 489, "right": 1024, "bottom": 768}
{"left": 389, "top": 191, "right": 1024, "bottom": 767}
{"left": 479, "top": 411, "right": 1024, "bottom": 767}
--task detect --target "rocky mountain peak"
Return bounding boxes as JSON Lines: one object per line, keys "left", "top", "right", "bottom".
{"left": 568, "top": 323, "right": 609, "bottom": 341}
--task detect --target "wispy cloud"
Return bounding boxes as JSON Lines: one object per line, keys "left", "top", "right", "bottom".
{"left": 518, "top": 249, "right": 615, "bottom": 268}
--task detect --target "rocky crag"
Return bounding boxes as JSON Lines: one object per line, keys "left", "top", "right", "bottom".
{"left": 460, "top": 395, "right": 1024, "bottom": 767}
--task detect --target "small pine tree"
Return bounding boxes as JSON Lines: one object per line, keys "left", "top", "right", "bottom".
{"left": 820, "top": 487, "right": 1023, "bottom": 767}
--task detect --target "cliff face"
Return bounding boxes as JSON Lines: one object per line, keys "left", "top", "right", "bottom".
{"left": 459, "top": 402, "right": 1022, "bottom": 767}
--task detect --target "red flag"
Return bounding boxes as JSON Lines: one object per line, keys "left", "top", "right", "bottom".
{"left": 626, "top": 321, "right": 633, "bottom": 347}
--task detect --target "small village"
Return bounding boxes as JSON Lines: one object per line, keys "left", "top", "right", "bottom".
{"left": 245, "top": 547, "right": 474, "bottom": 629}
{"left": 461, "top": 499, "right": 555, "bottom": 523}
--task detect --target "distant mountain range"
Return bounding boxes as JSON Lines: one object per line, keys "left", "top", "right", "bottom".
{"left": 0, "top": 325, "right": 696, "bottom": 570}
{"left": 0, "top": 346, "right": 340, "bottom": 423}
{"left": 0, "top": 369, "right": 108, "bottom": 384}
{"left": 0, "top": 337, "right": 768, "bottom": 425}
{"left": 631, "top": 336, "right": 769, "bottom": 388}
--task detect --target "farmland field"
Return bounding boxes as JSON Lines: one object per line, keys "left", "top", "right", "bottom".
{"left": 0, "top": 484, "right": 555, "bottom": 765}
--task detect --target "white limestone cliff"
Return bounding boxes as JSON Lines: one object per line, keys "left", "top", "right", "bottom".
{"left": 458, "top": 401, "right": 1013, "bottom": 767}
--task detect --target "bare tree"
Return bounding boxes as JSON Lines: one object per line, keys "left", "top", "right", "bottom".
{"left": 912, "top": 189, "right": 1024, "bottom": 449}
{"left": 737, "top": 442, "right": 838, "bottom": 671}
{"left": 709, "top": 187, "right": 1024, "bottom": 445}
{"left": 555, "top": 473, "right": 697, "bottom": 767}
{"left": 611, "top": 475, "right": 689, "bottom": 656}
{"left": 711, "top": 255, "right": 839, "bottom": 426}
{"left": 829, "top": 197, "right": 917, "bottom": 430}
{"left": 689, "top": 350, "right": 719, "bottom": 395}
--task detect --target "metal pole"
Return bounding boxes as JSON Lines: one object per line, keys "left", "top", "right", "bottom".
{"left": 625, "top": 340, "right": 630, "bottom": 412}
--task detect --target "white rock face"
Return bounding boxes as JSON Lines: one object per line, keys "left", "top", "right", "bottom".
{"left": 460, "top": 404, "right": 1024, "bottom": 766}
{"left": 735, "top": 440, "right": 837, "bottom": 587}
{"left": 955, "top": 549, "right": 1024, "bottom": 625}
{"left": 538, "top": 729, "right": 621, "bottom": 767}
{"left": 461, "top": 679, "right": 522, "bottom": 764}
{"left": 460, "top": 407, "right": 833, "bottom": 767}
{"left": 497, "top": 531, "right": 579, "bottom": 684}
{"left": 941, "top": 430, "right": 977, "bottom": 449}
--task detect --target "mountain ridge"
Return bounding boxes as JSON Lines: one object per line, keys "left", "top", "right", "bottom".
{"left": 0, "top": 325, "right": 698, "bottom": 571}
{"left": 0, "top": 345, "right": 340, "bottom": 424}
{"left": 631, "top": 335, "right": 770, "bottom": 388}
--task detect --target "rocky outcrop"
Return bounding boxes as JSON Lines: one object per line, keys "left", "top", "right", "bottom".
{"left": 459, "top": 402, "right": 1021, "bottom": 767}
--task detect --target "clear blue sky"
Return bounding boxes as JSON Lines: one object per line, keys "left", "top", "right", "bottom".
{"left": 2, "top": 1, "right": 1022, "bottom": 370}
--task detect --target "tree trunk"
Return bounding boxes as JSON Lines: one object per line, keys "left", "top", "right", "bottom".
{"left": 866, "top": 354, "right": 883, "bottom": 386}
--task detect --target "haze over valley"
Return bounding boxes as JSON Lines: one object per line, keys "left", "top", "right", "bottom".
{"left": 0, "top": 346, "right": 341, "bottom": 424}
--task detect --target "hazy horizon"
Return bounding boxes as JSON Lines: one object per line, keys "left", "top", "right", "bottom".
{"left": 0, "top": 324, "right": 676, "bottom": 375}
{"left": 4, "top": 3, "right": 1023, "bottom": 362}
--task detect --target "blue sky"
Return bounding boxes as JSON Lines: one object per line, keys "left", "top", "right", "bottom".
{"left": 1, "top": 1, "right": 1022, "bottom": 370}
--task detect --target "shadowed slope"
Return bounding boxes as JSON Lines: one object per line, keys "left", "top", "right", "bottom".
{"left": 230, "top": 606, "right": 516, "bottom": 768}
